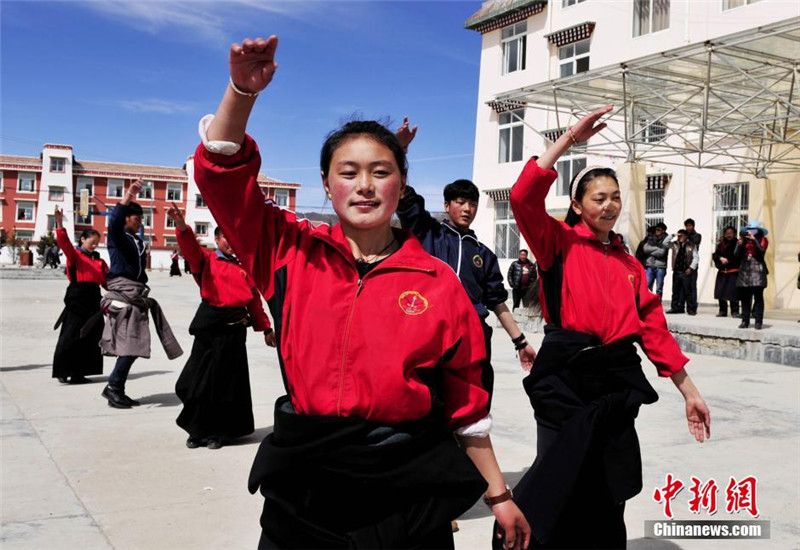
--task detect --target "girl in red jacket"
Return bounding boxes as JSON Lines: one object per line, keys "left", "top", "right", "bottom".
{"left": 508, "top": 106, "right": 711, "bottom": 548}
{"left": 167, "top": 204, "right": 275, "bottom": 450}
{"left": 52, "top": 205, "right": 108, "bottom": 384}
{"left": 193, "top": 36, "right": 529, "bottom": 550}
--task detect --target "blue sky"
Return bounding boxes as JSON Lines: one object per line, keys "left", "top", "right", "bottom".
{"left": 1, "top": 0, "right": 485, "bottom": 212}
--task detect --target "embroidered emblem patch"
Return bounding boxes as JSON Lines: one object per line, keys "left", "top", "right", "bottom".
{"left": 398, "top": 291, "right": 429, "bottom": 315}
{"left": 472, "top": 254, "right": 484, "bottom": 268}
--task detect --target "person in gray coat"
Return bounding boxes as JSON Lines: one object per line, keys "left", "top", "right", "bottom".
{"left": 643, "top": 223, "right": 670, "bottom": 297}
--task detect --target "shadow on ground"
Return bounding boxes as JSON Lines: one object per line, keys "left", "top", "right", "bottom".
{"left": 0, "top": 363, "right": 51, "bottom": 372}
{"left": 227, "top": 426, "right": 274, "bottom": 447}
{"left": 137, "top": 392, "right": 182, "bottom": 407}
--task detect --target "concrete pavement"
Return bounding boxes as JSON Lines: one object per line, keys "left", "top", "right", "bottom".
{"left": 1, "top": 272, "right": 798, "bottom": 549}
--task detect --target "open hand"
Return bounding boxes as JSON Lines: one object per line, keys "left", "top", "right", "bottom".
{"left": 128, "top": 179, "right": 142, "bottom": 198}
{"left": 395, "top": 116, "right": 418, "bottom": 151}
{"left": 53, "top": 205, "right": 64, "bottom": 228}
{"left": 493, "top": 500, "right": 531, "bottom": 550}
{"left": 518, "top": 344, "right": 536, "bottom": 372}
{"left": 569, "top": 104, "right": 613, "bottom": 143}
{"left": 685, "top": 395, "right": 711, "bottom": 443}
{"left": 230, "top": 36, "right": 279, "bottom": 95}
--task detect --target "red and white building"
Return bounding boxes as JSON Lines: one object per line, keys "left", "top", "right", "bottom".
{"left": 0, "top": 143, "right": 300, "bottom": 268}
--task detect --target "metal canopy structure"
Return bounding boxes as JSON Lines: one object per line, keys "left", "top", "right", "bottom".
{"left": 492, "top": 17, "right": 800, "bottom": 176}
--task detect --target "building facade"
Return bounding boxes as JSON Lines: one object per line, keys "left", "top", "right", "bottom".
{"left": 0, "top": 144, "right": 299, "bottom": 269}
{"left": 466, "top": 0, "right": 800, "bottom": 310}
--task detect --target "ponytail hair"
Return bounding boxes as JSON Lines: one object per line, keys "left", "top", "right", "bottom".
{"left": 77, "top": 229, "right": 100, "bottom": 248}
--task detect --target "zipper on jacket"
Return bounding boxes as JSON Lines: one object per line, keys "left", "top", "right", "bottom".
{"left": 337, "top": 278, "right": 363, "bottom": 415}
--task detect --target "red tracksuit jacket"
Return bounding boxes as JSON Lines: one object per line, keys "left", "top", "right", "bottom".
{"left": 176, "top": 226, "right": 270, "bottom": 332}
{"left": 194, "top": 136, "right": 489, "bottom": 429}
{"left": 56, "top": 228, "right": 109, "bottom": 287}
{"left": 510, "top": 159, "right": 688, "bottom": 377}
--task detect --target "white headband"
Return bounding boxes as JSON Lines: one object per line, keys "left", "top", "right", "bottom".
{"left": 570, "top": 165, "right": 610, "bottom": 201}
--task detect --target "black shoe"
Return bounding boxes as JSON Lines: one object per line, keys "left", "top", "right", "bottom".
{"left": 732, "top": 312, "right": 740, "bottom": 319}
{"left": 754, "top": 322, "right": 763, "bottom": 330}
{"left": 123, "top": 394, "right": 141, "bottom": 407}
{"left": 738, "top": 321, "right": 750, "bottom": 329}
{"left": 688, "top": 311, "right": 697, "bottom": 316}
{"left": 102, "top": 385, "right": 132, "bottom": 409}
{"left": 206, "top": 437, "right": 223, "bottom": 450}
{"left": 665, "top": 309, "right": 684, "bottom": 314}
{"left": 58, "top": 377, "right": 69, "bottom": 384}
{"left": 69, "top": 376, "right": 91, "bottom": 385}
{"left": 716, "top": 312, "right": 727, "bottom": 317}
{"left": 186, "top": 437, "right": 204, "bottom": 449}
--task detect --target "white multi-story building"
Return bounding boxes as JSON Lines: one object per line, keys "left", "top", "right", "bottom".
{"left": 465, "top": 0, "right": 799, "bottom": 310}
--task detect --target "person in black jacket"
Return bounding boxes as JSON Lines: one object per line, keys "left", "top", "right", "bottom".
{"left": 712, "top": 226, "right": 740, "bottom": 318}
{"left": 507, "top": 249, "right": 536, "bottom": 311}
{"left": 395, "top": 119, "right": 535, "bottom": 410}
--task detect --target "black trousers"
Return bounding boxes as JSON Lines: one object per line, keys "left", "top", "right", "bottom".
{"left": 671, "top": 271, "right": 697, "bottom": 313}
{"left": 512, "top": 288, "right": 528, "bottom": 310}
{"left": 718, "top": 299, "right": 740, "bottom": 316}
{"left": 739, "top": 287, "right": 765, "bottom": 324}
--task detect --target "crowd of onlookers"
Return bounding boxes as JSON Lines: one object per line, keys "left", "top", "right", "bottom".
{"left": 635, "top": 218, "right": 770, "bottom": 330}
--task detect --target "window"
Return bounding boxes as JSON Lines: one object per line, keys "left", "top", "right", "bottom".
{"left": 166, "top": 183, "right": 182, "bottom": 201}
{"left": 142, "top": 208, "right": 153, "bottom": 228}
{"left": 499, "top": 110, "right": 524, "bottom": 164}
{"left": 107, "top": 179, "right": 124, "bottom": 198}
{"left": 556, "top": 154, "right": 587, "bottom": 196}
{"left": 76, "top": 211, "right": 93, "bottom": 225}
{"left": 15, "top": 230, "right": 34, "bottom": 242}
{"left": 47, "top": 215, "right": 57, "bottom": 230}
{"left": 645, "top": 175, "right": 668, "bottom": 228}
{"left": 77, "top": 177, "right": 94, "bottom": 197}
{"left": 163, "top": 236, "right": 178, "bottom": 248}
{"left": 48, "top": 187, "right": 65, "bottom": 201}
{"left": 166, "top": 215, "right": 177, "bottom": 229}
{"left": 634, "top": 0, "right": 670, "bottom": 37}
{"left": 640, "top": 119, "right": 668, "bottom": 143}
{"left": 17, "top": 173, "right": 36, "bottom": 193}
{"left": 559, "top": 39, "right": 590, "bottom": 78}
{"left": 713, "top": 183, "right": 749, "bottom": 242}
{"left": 50, "top": 157, "right": 66, "bottom": 173}
{"left": 494, "top": 200, "right": 520, "bottom": 260}
{"left": 274, "top": 189, "right": 290, "bottom": 207}
{"left": 0, "top": 171, "right": 4, "bottom": 191}
{"left": 501, "top": 21, "right": 527, "bottom": 75}
{"left": 195, "top": 194, "right": 207, "bottom": 208}
{"left": 139, "top": 180, "right": 154, "bottom": 200}
{"left": 563, "top": 0, "right": 587, "bottom": 5}
{"left": 16, "top": 201, "right": 35, "bottom": 221}
{"left": 723, "top": 0, "right": 762, "bottom": 9}
{"left": 195, "top": 222, "right": 209, "bottom": 236}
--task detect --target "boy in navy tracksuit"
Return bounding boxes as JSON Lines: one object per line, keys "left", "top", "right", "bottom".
{"left": 395, "top": 120, "right": 535, "bottom": 409}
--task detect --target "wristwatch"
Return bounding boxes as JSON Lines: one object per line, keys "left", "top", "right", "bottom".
{"left": 483, "top": 484, "right": 513, "bottom": 507}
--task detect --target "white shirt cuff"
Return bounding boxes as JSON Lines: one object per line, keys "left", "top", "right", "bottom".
{"left": 199, "top": 114, "right": 241, "bottom": 156}
{"left": 454, "top": 413, "right": 492, "bottom": 438}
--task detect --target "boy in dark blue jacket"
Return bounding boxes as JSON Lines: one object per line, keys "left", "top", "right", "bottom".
{"left": 395, "top": 119, "right": 535, "bottom": 409}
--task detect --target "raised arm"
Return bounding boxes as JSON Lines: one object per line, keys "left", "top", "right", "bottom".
{"left": 169, "top": 203, "right": 205, "bottom": 274}
{"left": 53, "top": 206, "right": 77, "bottom": 264}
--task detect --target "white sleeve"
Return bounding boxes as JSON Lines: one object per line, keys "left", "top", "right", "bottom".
{"left": 198, "top": 114, "right": 241, "bottom": 156}
{"left": 454, "top": 413, "right": 492, "bottom": 438}
{"left": 691, "top": 248, "right": 700, "bottom": 271}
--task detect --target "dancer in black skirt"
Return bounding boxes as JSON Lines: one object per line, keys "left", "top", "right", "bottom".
{"left": 52, "top": 206, "right": 108, "bottom": 384}
{"left": 168, "top": 204, "right": 274, "bottom": 450}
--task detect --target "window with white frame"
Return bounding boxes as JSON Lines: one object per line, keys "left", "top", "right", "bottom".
{"left": 195, "top": 222, "right": 209, "bottom": 236}
{"left": 15, "top": 229, "right": 34, "bottom": 242}
{"left": 556, "top": 153, "right": 587, "bottom": 197}
{"left": 16, "top": 201, "right": 35, "bottom": 221}
{"left": 494, "top": 200, "right": 520, "bottom": 260}
{"left": 166, "top": 183, "right": 182, "bottom": 202}
{"left": 0, "top": 170, "right": 4, "bottom": 191}
{"left": 563, "top": 0, "right": 587, "bottom": 6}
{"left": 47, "top": 215, "right": 57, "bottom": 231}
{"left": 76, "top": 211, "right": 93, "bottom": 225}
{"left": 107, "top": 179, "right": 124, "bottom": 198}
{"left": 634, "top": 0, "right": 670, "bottom": 37}
{"left": 195, "top": 194, "right": 207, "bottom": 208}
{"left": 499, "top": 110, "right": 524, "bottom": 164}
{"left": 274, "top": 189, "right": 290, "bottom": 207}
{"left": 50, "top": 157, "right": 66, "bottom": 173}
{"left": 77, "top": 177, "right": 94, "bottom": 196}
{"left": 559, "top": 39, "right": 590, "bottom": 78}
{"left": 723, "top": 0, "right": 762, "bottom": 9}
{"left": 48, "top": 187, "right": 65, "bottom": 201}
{"left": 139, "top": 180, "right": 154, "bottom": 200}
{"left": 645, "top": 175, "right": 668, "bottom": 228}
{"left": 165, "top": 215, "right": 177, "bottom": 229}
{"left": 713, "top": 182, "right": 749, "bottom": 242}
{"left": 17, "top": 173, "right": 36, "bottom": 193}
{"left": 501, "top": 21, "right": 527, "bottom": 75}
{"left": 142, "top": 208, "right": 153, "bottom": 228}
{"left": 164, "top": 236, "right": 178, "bottom": 248}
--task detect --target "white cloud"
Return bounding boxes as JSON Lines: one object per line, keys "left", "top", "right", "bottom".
{"left": 114, "top": 98, "right": 196, "bottom": 114}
